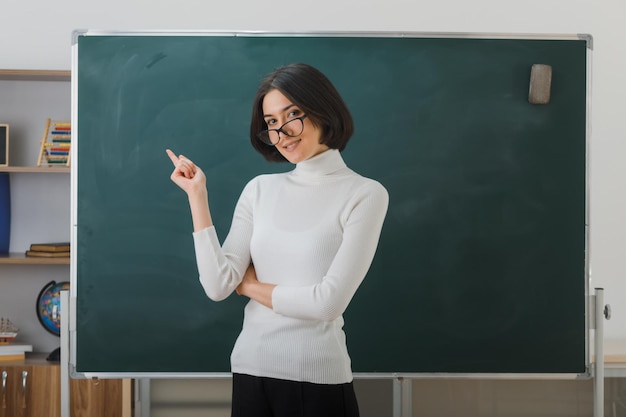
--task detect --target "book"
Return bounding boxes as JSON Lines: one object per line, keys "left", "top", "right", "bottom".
{"left": 0, "top": 344, "right": 32, "bottom": 355}
{"left": 0, "top": 353, "right": 25, "bottom": 362}
{"left": 25, "top": 250, "right": 70, "bottom": 258}
{"left": 29, "top": 242, "right": 70, "bottom": 252}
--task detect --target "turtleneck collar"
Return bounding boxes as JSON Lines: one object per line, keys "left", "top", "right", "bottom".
{"left": 291, "top": 149, "right": 347, "bottom": 178}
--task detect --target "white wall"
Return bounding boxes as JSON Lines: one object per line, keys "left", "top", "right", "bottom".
{"left": 3, "top": 0, "right": 625, "bottom": 342}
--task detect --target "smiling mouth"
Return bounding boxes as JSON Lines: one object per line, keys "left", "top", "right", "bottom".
{"left": 282, "top": 139, "right": 301, "bottom": 151}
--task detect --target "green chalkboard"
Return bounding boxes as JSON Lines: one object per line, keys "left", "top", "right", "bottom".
{"left": 74, "top": 33, "right": 588, "bottom": 375}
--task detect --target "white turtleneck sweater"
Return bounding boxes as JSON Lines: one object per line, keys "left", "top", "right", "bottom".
{"left": 192, "top": 149, "right": 389, "bottom": 384}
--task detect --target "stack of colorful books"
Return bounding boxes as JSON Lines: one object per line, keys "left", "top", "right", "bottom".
{"left": 25, "top": 242, "right": 70, "bottom": 258}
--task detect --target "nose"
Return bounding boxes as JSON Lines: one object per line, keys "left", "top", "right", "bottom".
{"left": 280, "top": 125, "right": 294, "bottom": 137}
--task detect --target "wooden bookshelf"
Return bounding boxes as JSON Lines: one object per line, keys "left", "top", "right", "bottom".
{"left": 0, "top": 70, "right": 72, "bottom": 266}
{"left": 0, "top": 252, "right": 70, "bottom": 265}
{"left": 0, "top": 68, "right": 126, "bottom": 417}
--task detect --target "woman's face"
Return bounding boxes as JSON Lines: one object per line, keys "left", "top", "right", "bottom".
{"left": 261, "top": 89, "right": 329, "bottom": 164}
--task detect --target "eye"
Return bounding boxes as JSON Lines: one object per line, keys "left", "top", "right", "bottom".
{"left": 288, "top": 109, "right": 302, "bottom": 118}
{"left": 265, "top": 118, "right": 277, "bottom": 127}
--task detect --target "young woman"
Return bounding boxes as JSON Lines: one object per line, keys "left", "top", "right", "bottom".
{"left": 167, "top": 63, "right": 388, "bottom": 417}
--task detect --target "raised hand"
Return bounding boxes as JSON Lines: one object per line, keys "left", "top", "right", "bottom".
{"left": 166, "top": 149, "right": 213, "bottom": 231}
{"left": 166, "top": 149, "right": 207, "bottom": 195}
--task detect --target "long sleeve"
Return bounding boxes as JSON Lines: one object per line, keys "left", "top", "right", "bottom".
{"left": 271, "top": 181, "right": 389, "bottom": 321}
{"left": 192, "top": 179, "right": 256, "bottom": 301}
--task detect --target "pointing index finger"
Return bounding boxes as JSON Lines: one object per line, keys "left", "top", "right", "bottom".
{"left": 166, "top": 149, "right": 179, "bottom": 165}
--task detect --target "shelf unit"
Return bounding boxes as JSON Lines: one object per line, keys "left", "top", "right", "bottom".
{"left": 0, "top": 68, "right": 133, "bottom": 417}
{"left": 0, "top": 69, "right": 71, "bottom": 265}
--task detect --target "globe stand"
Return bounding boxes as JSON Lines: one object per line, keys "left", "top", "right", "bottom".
{"left": 47, "top": 346, "right": 61, "bottom": 362}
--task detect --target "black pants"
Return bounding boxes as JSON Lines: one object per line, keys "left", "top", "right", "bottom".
{"left": 231, "top": 373, "right": 360, "bottom": 417}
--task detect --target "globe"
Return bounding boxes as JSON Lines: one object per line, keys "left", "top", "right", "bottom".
{"left": 36, "top": 281, "right": 70, "bottom": 336}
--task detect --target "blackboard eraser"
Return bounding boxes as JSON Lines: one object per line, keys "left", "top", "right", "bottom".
{"left": 529, "top": 64, "right": 552, "bottom": 104}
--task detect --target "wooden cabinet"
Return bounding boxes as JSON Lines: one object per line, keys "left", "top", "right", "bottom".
{"left": 1, "top": 357, "right": 132, "bottom": 417}
{"left": 70, "top": 378, "right": 132, "bottom": 417}
{"left": 0, "top": 360, "right": 60, "bottom": 417}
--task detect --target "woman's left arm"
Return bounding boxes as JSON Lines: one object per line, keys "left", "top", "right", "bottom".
{"left": 238, "top": 181, "right": 389, "bottom": 319}
{"left": 236, "top": 264, "right": 275, "bottom": 308}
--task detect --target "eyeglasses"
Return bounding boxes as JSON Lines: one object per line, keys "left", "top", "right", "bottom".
{"left": 257, "top": 115, "right": 308, "bottom": 146}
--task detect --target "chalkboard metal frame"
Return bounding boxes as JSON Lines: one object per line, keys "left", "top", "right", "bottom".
{"left": 69, "top": 30, "right": 592, "bottom": 379}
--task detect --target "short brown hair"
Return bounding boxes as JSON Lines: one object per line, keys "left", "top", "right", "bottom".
{"left": 250, "top": 63, "right": 354, "bottom": 162}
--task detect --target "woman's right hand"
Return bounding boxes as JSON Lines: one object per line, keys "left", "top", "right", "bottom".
{"left": 166, "top": 149, "right": 213, "bottom": 232}
{"left": 166, "top": 149, "right": 207, "bottom": 196}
